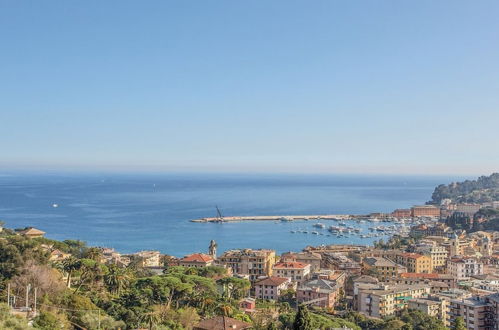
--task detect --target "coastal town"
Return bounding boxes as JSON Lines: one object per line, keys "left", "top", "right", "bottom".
{"left": 2, "top": 174, "right": 499, "bottom": 329}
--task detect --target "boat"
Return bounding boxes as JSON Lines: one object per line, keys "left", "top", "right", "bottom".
{"left": 313, "top": 223, "right": 325, "bottom": 229}
{"left": 290, "top": 230, "right": 296, "bottom": 233}
{"left": 280, "top": 217, "right": 293, "bottom": 222}
{"left": 312, "top": 231, "right": 319, "bottom": 235}
{"left": 52, "top": 203, "right": 59, "bottom": 208}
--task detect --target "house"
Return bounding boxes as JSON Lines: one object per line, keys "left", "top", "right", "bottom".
{"left": 194, "top": 316, "right": 252, "bottom": 330}
{"left": 253, "top": 276, "right": 291, "bottom": 300}
{"left": 239, "top": 298, "right": 256, "bottom": 313}
{"left": 17, "top": 227, "right": 45, "bottom": 239}
{"left": 179, "top": 253, "right": 214, "bottom": 268}
{"left": 272, "top": 261, "right": 311, "bottom": 283}
{"left": 49, "top": 249, "right": 71, "bottom": 262}
{"left": 296, "top": 278, "right": 341, "bottom": 309}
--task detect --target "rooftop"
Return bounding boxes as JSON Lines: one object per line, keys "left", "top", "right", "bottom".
{"left": 181, "top": 253, "right": 213, "bottom": 263}
{"left": 273, "top": 261, "right": 309, "bottom": 269}
{"left": 254, "top": 276, "right": 289, "bottom": 286}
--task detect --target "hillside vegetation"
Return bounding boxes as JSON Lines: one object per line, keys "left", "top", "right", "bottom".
{"left": 429, "top": 173, "right": 499, "bottom": 204}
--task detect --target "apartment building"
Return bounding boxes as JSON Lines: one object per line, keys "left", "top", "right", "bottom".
{"left": 357, "top": 284, "right": 431, "bottom": 318}
{"left": 135, "top": 250, "right": 161, "bottom": 267}
{"left": 218, "top": 249, "right": 276, "bottom": 281}
{"left": 253, "top": 276, "right": 291, "bottom": 300}
{"left": 449, "top": 296, "right": 495, "bottom": 330}
{"left": 447, "top": 257, "right": 483, "bottom": 281}
{"left": 280, "top": 252, "right": 322, "bottom": 272}
{"left": 411, "top": 205, "right": 441, "bottom": 218}
{"left": 395, "top": 253, "right": 432, "bottom": 273}
{"left": 272, "top": 261, "right": 311, "bottom": 283}
{"left": 362, "top": 257, "right": 406, "bottom": 281}
{"left": 296, "top": 278, "right": 340, "bottom": 309}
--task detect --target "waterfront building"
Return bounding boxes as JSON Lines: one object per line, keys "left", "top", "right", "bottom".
{"left": 296, "top": 278, "right": 340, "bottom": 309}
{"left": 272, "top": 261, "right": 311, "bottom": 283}
{"left": 411, "top": 205, "right": 441, "bottom": 218}
{"left": 218, "top": 249, "right": 276, "bottom": 281}
{"left": 357, "top": 283, "right": 430, "bottom": 318}
{"left": 253, "top": 276, "right": 291, "bottom": 300}
{"left": 447, "top": 257, "right": 484, "bottom": 281}
{"left": 392, "top": 209, "right": 411, "bottom": 218}
{"left": 362, "top": 257, "right": 406, "bottom": 281}
{"left": 134, "top": 250, "right": 161, "bottom": 267}
{"left": 395, "top": 253, "right": 432, "bottom": 273}
{"left": 280, "top": 251, "right": 322, "bottom": 272}
{"left": 179, "top": 253, "right": 214, "bottom": 268}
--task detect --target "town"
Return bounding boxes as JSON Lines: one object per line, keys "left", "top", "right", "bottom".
{"left": 3, "top": 188, "right": 499, "bottom": 329}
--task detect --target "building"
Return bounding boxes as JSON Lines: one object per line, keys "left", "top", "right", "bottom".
{"left": 218, "top": 249, "right": 276, "bottom": 281}
{"left": 392, "top": 209, "right": 411, "bottom": 218}
{"left": 253, "top": 276, "right": 291, "bottom": 300}
{"left": 447, "top": 257, "right": 484, "bottom": 281}
{"left": 449, "top": 296, "right": 496, "bottom": 330}
{"left": 408, "top": 297, "right": 444, "bottom": 319}
{"left": 296, "top": 278, "right": 340, "bottom": 309}
{"left": 455, "top": 203, "right": 482, "bottom": 216}
{"left": 280, "top": 252, "right": 322, "bottom": 272}
{"left": 322, "top": 253, "right": 362, "bottom": 274}
{"left": 48, "top": 249, "right": 71, "bottom": 262}
{"left": 17, "top": 227, "right": 45, "bottom": 239}
{"left": 194, "top": 316, "right": 252, "bottom": 330}
{"left": 411, "top": 205, "right": 441, "bottom": 218}
{"left": 362, "top": 257, "right": 406, "bottom": 281}
{"left": 395, "top": 253, "right": 432, "bottom": 274}
{"left": 272, "top": 261, "right": 311, "bottom": 283}
{"left": 179, "top": 253, "right": 214, "bottom": 268}
{"left": 416, "top": 245, "right": 448, "bottom": 271}
{"left": 357, "top": 284, "right": 431, "bottom": 318}
{"left": 135, "top": 250, "right": 161, "bottom": 267}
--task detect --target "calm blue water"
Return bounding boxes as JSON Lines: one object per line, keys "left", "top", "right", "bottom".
{"left": 0, "top": 172, "right": 463, "bottom": 257}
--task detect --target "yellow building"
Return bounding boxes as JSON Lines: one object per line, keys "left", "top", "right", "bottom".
{"left": 396, "top": 253, "right": 432, "bottom": 273}
{"left": 218, "top": 249, "right": 276, "bottom": 281}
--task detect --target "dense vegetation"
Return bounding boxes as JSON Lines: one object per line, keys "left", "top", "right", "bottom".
{"left": 429, "top": 173, "right": 499, "bottom": 204}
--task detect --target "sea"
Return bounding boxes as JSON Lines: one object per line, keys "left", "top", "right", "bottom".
{"left": 0, "top": 172, "right": 465, "bottom": 257}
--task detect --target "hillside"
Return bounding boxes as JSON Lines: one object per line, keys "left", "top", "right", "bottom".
{"left": 429, "top": 173, "right": 499, "bottom": 204}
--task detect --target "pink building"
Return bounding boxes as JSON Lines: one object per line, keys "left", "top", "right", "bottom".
{"left": 254, "top": 276, "right": 291, "bottom": 300}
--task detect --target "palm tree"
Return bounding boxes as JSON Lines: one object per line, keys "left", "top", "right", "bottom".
{"left": 104, "top": 265, "right": 131, "bottom": 295}
{"left": 141, "top": 310, "right": 160, "bottom": 330}
{"left": 216, "top": 302, "right": 233, "bottom": 317}
{"left": 62, "top": 257, "right": 81, "bottom": 288}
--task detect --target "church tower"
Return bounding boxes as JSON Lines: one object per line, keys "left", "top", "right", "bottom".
{"left": 450, "top": 233, "right": 461, "bottom": 256}
{"left": 208, "top": 240, "right": 217, "bottom": 259}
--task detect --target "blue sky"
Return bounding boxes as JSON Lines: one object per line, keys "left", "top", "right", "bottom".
{"left": 1, "top": 1, "right": 498, "bottom": 174}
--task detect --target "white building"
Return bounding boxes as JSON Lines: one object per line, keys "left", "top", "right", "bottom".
{"left": 447, "top": 257, "right": 483, "bottom": 281}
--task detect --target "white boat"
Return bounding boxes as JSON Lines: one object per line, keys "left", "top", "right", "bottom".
{"left": 280, "top": 217, "right": 293, "bottom": 222}
{"left": 312, "top": 231, "right": 319, "bottom": 235}
{"left": 313, "top": 223, "right": 325, "bottom": 229}
{"left": 52, "top": 203, "right": 59, "bottom": 208}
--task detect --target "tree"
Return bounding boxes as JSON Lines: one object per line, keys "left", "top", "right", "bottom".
{"left": 32, "top": 311, "right": 70, "bottom": 330}
{"left": 452, "top": 317, "right": 466, "bottom": 330}
{"left": 293, "top": 305, "right": 313, "bottom": 330}
{"left": 104, "top": 265, "right": 131, "bottom": 295}
{"left": 62, "top": 257, "right": 81, "bottom": 288}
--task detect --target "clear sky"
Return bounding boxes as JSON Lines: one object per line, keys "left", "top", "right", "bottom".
{"left": 1, "top": 1, "right": 498, "bottom": 175}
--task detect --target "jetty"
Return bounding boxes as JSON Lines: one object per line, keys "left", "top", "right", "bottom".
{"left": 190, "top": 214, "right": 352, "bottom": 223}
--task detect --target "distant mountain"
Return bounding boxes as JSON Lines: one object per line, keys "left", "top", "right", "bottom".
{"left": 429, "top": 173, "right": 499, "bottom": 204}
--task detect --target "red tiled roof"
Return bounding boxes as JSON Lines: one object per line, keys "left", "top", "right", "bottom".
{"left": 181, "top": 253, "right": 213, "bottom": 263}
{"left": 273, "top": 261, "right": 309, "bottom": 269}
{"left": 254, "top": 276, "right": 289, "bottom": 286}
{"left": 195, "top": 316, "right": 251, "bottom": 330}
